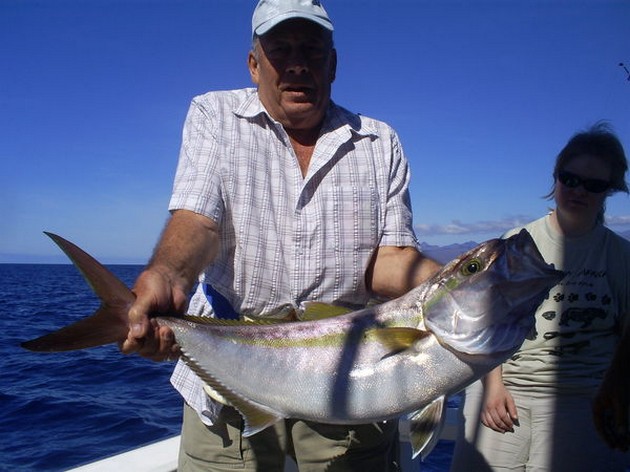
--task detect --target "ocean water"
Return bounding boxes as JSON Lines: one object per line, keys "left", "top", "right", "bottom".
{"left": 0, "top": 263, "right": 454, "bottom": 472}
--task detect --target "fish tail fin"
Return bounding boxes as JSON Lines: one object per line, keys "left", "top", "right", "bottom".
{"left": 20, "top": 232, "right": 135, "bottom": 352}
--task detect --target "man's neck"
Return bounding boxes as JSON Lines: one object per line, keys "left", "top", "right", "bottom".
{"left": 285, "top": 126, "right": 320, "bottom": 146}
{"left": 284, "top": 125, "right": 322, "bottom": 177}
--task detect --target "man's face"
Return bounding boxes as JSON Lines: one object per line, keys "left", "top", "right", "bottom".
{"left": 248, "top": 19, "right": 336, "bottom": 131}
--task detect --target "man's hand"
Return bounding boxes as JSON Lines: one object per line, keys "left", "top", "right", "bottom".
{"left": 119, "top": 268, "right": 187, "bottom": 361}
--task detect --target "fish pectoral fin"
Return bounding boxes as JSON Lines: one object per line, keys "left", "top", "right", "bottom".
{"left": 367, "top": 327, "right": 431, "bottom": 356}
{"left": 406, "top": 395, "right": 447, "bottom": 460}
{"left": 299, "top": 302, "right": 353, "bottom": 321}
{"left": 181, "top": 353, "right": 283, "bottom": 437}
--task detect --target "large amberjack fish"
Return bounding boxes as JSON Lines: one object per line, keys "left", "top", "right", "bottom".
{"left": 22, "top": 230, "right": 563, "bottom": 459}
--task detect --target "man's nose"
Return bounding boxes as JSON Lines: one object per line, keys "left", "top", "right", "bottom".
{"left": 285, "top": 49, "right": 309, "bottom": 74}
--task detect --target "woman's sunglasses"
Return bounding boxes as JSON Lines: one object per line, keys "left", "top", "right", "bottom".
{"left": 557, "top": 171, "right": 611, "bottom": 194}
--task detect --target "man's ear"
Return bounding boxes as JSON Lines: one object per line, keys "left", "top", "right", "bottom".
{"left": 248, "top": 51, "right": 260, "bottom": 85}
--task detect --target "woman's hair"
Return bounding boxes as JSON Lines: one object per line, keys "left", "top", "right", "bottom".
{"left": 548, "top": 121, "right": 629, "bottom": 195}
{"left": 545, "top": 122, "right": 628, "bottom": 223}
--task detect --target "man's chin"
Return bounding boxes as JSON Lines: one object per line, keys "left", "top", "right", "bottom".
{"left": 281, "top": 101, "right": 322, "bottom": 119}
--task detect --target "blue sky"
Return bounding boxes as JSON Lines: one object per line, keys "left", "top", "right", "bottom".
{"left": 1, "top": 0, "right": 629, "bottom": 264}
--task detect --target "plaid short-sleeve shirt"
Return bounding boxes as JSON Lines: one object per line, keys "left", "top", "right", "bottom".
{"left": 168, "top": 88, "right": 419, "bottom": 421}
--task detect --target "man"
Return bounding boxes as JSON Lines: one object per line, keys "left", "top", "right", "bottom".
{"left": 121, "top": 1, "right": 441, "bottom": 470}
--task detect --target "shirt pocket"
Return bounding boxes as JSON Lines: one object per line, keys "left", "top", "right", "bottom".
{"left": 319, "top": 186, "right": 381, "bottom": 253}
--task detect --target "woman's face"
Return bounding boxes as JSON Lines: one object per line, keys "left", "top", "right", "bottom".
{"left": 554, "top": 154, "right": 612, "bottom": 225}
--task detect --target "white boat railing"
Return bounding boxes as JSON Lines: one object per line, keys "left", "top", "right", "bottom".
{"left": 67, "top": 436, "right": 180, "bottom": 472}
{"left": 67, "top": 409, "right": 458, "bottom": 472}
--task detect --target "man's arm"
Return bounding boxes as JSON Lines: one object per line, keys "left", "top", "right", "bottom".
{"left": 366, "top": 245, "right": 442, "bottom": 299}
{"left": 120, "top": 209, "right": 220, "bottom": 360}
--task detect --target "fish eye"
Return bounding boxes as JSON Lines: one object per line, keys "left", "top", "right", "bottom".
{"left": 461, "top": 258, "right": 483, "bottom": 276}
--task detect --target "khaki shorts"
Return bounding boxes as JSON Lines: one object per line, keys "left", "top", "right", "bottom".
{"left": 178, "top": 403, "right": 400, "bottom": 472}
{"left": 450, "top": 380, "right": 630, "bottom": 472}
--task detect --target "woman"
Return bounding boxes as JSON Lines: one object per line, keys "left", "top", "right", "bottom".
{"left": 450, "top": 123, "right": 630, "bottom": 472}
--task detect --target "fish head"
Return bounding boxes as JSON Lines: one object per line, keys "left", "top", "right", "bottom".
{"left": 423, "top": 229, "right": 564, "bottom": 357}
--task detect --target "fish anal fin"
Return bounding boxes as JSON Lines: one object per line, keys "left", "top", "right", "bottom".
{"left": 181, "top": 353, "right": 283, "bottom": 437}
{"left": 405, "top": 395, "right": 447, "bottom": 460}
{"left": 239, "top": 401, "right": 284, "bottom": 437}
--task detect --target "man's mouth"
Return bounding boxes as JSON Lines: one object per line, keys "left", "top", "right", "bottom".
{"left": 282, "top": 87, "right": 315, "bottom": 103}
{"left": 282, "top": 84, "right": 313, "bottom": 93}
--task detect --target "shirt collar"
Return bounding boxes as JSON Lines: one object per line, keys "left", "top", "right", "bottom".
{"left": 233, "top": 88, "right": 267, "bottom": 119}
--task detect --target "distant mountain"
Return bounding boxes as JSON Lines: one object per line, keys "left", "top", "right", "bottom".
{"left": 421, "top": 229, "right": 630, "bottom": 265}
{"left": 420, "top": 241, "right": 478, "bottom": 264}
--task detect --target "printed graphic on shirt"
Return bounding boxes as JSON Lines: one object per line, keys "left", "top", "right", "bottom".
{"left": 520, "top": 266, "right": 614, "bottom": 359}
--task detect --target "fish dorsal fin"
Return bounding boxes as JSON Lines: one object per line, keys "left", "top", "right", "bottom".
{"left": 405, "top": 395, "right": 447, "bottom": 460}
{"left": 180, "top": 353, "right": 283, "bottom": 437}
{"left": 367, "top": 327, "right": 430, "bottom": 354}
{"left": 299, "top": 302, "right": 353, "bottom": 321}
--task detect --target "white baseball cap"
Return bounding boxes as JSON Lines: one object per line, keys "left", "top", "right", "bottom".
{"left": 252, "top": 0, "right": 334, "bottom": 37}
